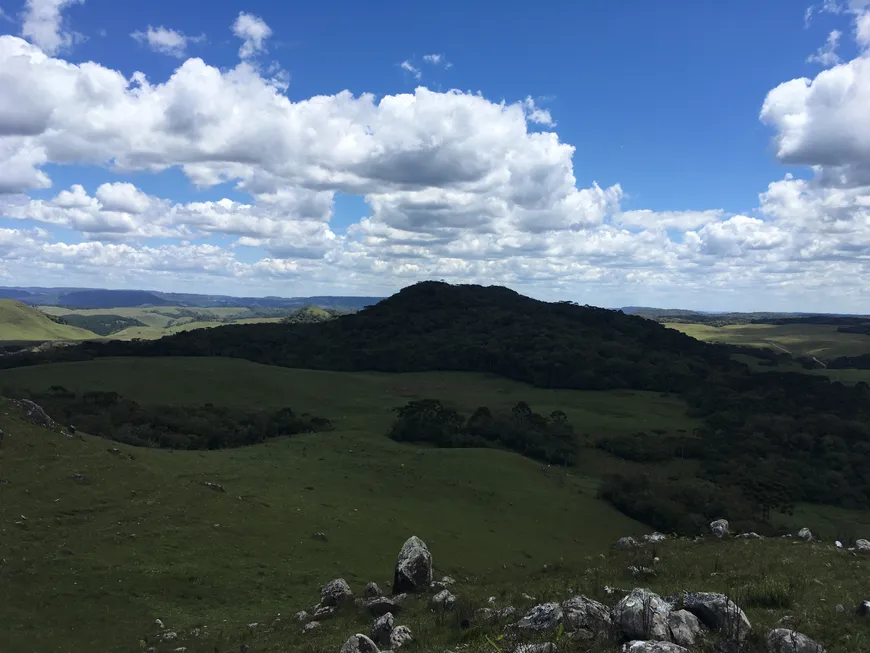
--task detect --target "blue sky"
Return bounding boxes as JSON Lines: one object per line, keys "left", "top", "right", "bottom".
{"left": 1, "top": 0, "right": 869, "bottom": 310}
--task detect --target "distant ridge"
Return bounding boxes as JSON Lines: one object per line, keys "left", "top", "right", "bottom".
{"left": 58, "top": 290, "right": 174, "bottom": 308}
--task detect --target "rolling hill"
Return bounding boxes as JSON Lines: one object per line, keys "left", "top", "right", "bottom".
{"left": 0, "top": 300, "right": 98, "bottom": 342}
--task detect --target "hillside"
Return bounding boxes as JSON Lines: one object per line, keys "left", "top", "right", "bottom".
{"left": 0, "top": 300, "right": 98, "bottom": 342}
{"left": 57, "top": 289, "right": 173, "bottom": 308}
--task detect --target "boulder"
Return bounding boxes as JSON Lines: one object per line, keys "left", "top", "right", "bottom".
{"left": 365, "top": 596, "right": 405, "bottom": 617}
{"left": 612, "top": 589, "right": 672, "bottom": 641}
{"left": 643, "top": 532, "right": 667, "bottom": 543}
{"left": 855, "top": 539, "right": 870, "bottom": 552}
{"left": 430, "top": 589, "right": 456, "bottom": 610}
{"left": 766, "top": 628, "right": 826, "bottom": 653}
{"left": 668, "top": 610, "right": 703, "bottom": 648}
{"left": 797, "top": 528, "right": 813, "bottom": 542}
{"left": 321, "top": 578, "right": 353, "bottom": 606}
{"left": 517, "top": 603, "right": 564, "bottom": 632}
{"left": 388, "top": 624, "right": 413, "bottom": 649}
{"left": 710, "top": 519, "right": 730, "bottom": 538}
{"left": 392, "top": 536, "right": 433, "bottom": 594}
{"left": 365, "top": 582, "right": 383, "bottom": 598}
{"left": 561, "top": 595, "right": 612, "bottom": 639}
{"left": 303, "top": 621, "right": 320, "bottom": 634}
{"left": 682, "top": 592, "right": 751, "bottom": 641}
{"left": 339, "top": 634, "right": 379, "bottom": 653}
{"left": 371, "top": 612, "right": 394, "bottom": 645}
{"left": 616, "top": 536, "right": 640, "bottom": 549}
{"left": 622, "top": 642, "right": 688, "bottom": 653}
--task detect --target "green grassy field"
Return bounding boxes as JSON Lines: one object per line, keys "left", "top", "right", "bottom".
{"left": 0, "top": 300, "right": 98, "bottom": 342}
{"left": 667, "top": 322, "right": 870, "bottom": 359}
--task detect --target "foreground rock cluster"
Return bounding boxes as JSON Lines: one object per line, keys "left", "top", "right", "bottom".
{"left": 299, "top": 534, "right": 832, "bottom": 653}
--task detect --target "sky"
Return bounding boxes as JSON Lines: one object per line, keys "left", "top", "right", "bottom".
{"left": 0, "top": 1, "right": 869, "bottom": 311}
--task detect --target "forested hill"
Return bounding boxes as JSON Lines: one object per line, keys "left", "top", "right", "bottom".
{"left": 4, "top": 281, "right": 735, "bottom": 392}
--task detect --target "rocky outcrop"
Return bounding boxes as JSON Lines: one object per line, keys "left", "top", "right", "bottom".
{"left": 371, "top": 612, "right": 394, "bottom": 645}
{"left": 561, "top": 595, "right": 612, "bottom": 640}
{"left": 321, "top": 578, "right": 353, "bottom": 606}
{"left": 766, "top": 628, "right": 827, "bottom": 653}
{"left": 667, "top": 610, "right": 703, "bottom": 648}
{"left": 710, "top": 519, "right": 729, "bottom": 538}
{"left": 12, "top": 399, "right": 57, "bottom": 429}
{"left": 339, "top": 634, "right": 379, "bottom": 653}
{"left": 516, "top": 603, "right": 564, "bottom": 632}
{"left": 681, "top": 592, "right": 751, "bottom": 641}
{"left": 392, "top": 536, "right": 433, "bottom": 594}
{"left": 612, "top": 589, "right": 672, "bottom": 641}
{"left": 622, "top": 642, "right": 688, "bottom": 653}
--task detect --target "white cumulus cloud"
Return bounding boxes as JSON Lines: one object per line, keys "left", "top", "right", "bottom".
{"left": 20, "top": 0, "right": 82, "bottom": 54}
{"left": 132, "top": 26, "right": 203, "bottom": 58}
{"left": 232, "top": 12, "right": 271, "bottom": 59}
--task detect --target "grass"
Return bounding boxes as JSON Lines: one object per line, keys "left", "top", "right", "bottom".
{"left": 666, "top": 322, "right": 870, "bottom": 360}
{"left": 3, "top": 357, "right": 870, "bottom": 652}
{"left": 0, "top": 300, "right": 98, "bottom": 342}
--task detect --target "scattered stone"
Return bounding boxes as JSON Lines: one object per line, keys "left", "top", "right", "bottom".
{"left": 154, "top": 619, "right": 164, "bottom": 628}
{"left": 392, "top": 536, "right": 433, "bottom": 594}
{"left": 365, "top": 596, "right": 405, "bottom": 617}
{"left": 339, "top": 634, "right": 379, "bottom": 653}
{"left": 628, "top": 565, "right": 657, "bottom": 579}
{"left": 623, "top": 642, "right": 688, "bottom": 653}
{"left": 312, "top": 605, "right": 337, "bottom": 620}
{"left": 766, "top": 628, "right": 827, "bottom": 653}
{"left": 682, "top": 592, "right": 751, "bottom": 641}
{"left": 521, "top": 593, "right": 537, "bottom": 601}
{"left": 295, "top": 610, "right": 309, "bottom": 622}
{"left": 365, "top": 581, "right": 383, "bottom": 598}
{"left": 303, "top": 621, "right": 320, "bottom": 634}
{"left": 517, "top": 602, "right": 564, "bottom": 632}
{"left": 613, "top": 588, "right": 672, "bottom": 641}
{"left": 388, "top": 624, "right": 413, "bottom": 649}
{"left": 736, "top": 532, "right": 764, "bottom": 540}
{"left": 172, "top": 648, "right": 186, "bottom": 653}
{"left": 247, "top": 622, "right": 258, "bottom": 628}
{"left": 797, "top": 528, "right": 813, "bottom": 542}
{"left": 857, "top": 600, "right": 870, "bottom": 616}
{"left": 710, "top": 519, "right": 730, "bottom": 538}
{"left": 108, "top": 447, "right": 121, "bottom": 455}
{"left": 312, "top": 532, "right": 328, "bottom": 542}
{"left": 562, "top": 595, "right": 612, "bottom": 640}
{"left": 500, "top": 606, "right": 517, "bottom": 618}
{"left": 616, "top": 536, "right": 640, "bottom": 549}
{"left": 371, "top": 612, "right": 394, "bottom": 645}
{"left": 668, "top": 609, "right": 703, "bottom": 648}
{"left": 515, "top": 645, "right": 557, "bottom": 653}
{"left": 835, "top": 541, "right": 843, "bottom": 549}
{"left": 855, "top": 539, "right": 870, "bottom": 552}
{"left": 835, "top": 604, "right": 844, "bottom": 613}
{"left": 476, "top": 607, "right": 496, "bottom": 621}
{"left": 643, "top": 532, "right": 667, "bottom": 543}
{"left": 70, "top": 473, "right": 90, "bottom": 484}
{"left": 430, "top": 589, "right": 456, "bottom": 610}
{"left": 321, "top": 578, "right": 354, "bottom": 606}
{"left": 161, "top": 632, "right": 178, "bottom": 641}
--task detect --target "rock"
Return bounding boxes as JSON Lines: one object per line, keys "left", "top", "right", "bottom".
{"left": 521, "top": 593, "right": 537, "bottom": 601}
{"left": 388, "top": 625, "right": 413, "bottom": 649}
{"left": 517, "top": 602, "right": 564, "bottom": 632}
{"left": 303, "top": 621, "right": 320, "bottom": 634}
{"left": 643, "top": 532, "right": 667, "bottom": 543}
{"left": 430, "top": 589, "right": 456, "bottom": 610}
{"left": 616, "top": 536, "right": 640, "bottom": 549}
{"left": 440, "top": 575, "right": 456, "bottom": 586}
{"left": 855, "top": 539, "right": 870, "bottom": 552}
{"left": 857, "top": 600, "right": 870, "bottom": 616}
{"left": 365, "top": 596, "right": 405, "bottom": 617}
{"left": 623, "top": 642, "right": 688, "bottom": 653}
{"left": 736, "top": 532, "right": 764, "bottom": 540}
{"left": 392, "top": 536, "right": 433, "bottom": 594}
{"left": 12, "top": 399, "right": 57, "bottom": 429}
{"left": 295, "top": 610, "right": 309, "bottom": 622}
{"left": 682, "top": 592, "right": 751, "bottom": 641}
{"left": 339, "top": 634, "right": 379, "bottom": 653}
{"left": 766, "top": 628, "right": 826, "bottom": 653}
{"left": 561, "top": 595, "right": 612, "bottom": 639}
{"left": 515, "top": 645, "right": 557, "bottom": 653}
{"left": 321, "top": 578, "right": 353, "bottom": 606}
{"left": 312, "top": 605, "right": 337, "bottom": 620}
{"left": 710, "top": 519, "right": 730, "bottom": 538}
{"left": 365, "top": 582, "right": 383, "bottom": 598}
{"left": 797, "top": 528, "right": 813, "bottom": 542}
{"left": 668, "top": 610, "right": 703, "bottom": 648}
{"left": 500, "top": 606, "right": 517, "bottom": 618}
{"left": 70, "top": 473, "right": 90, "bottom": 484}
{"left": 311, "top": 532, "right": 328, "bottom": 542}
{"left": 835, "top": 540, "right": 843, "bottom": 548}
{"left": 476, "top": 607, "right": 496, "bottom": 621}
{"left": 613, "top": 589, "right": 672, "bottom": 641}
{"left": 161, "top": 632, "right": 178, "bottom": 641}
{"left": 628, "top": 565, "right": 657, "bottom": 579}
{"left": 835, "top": 604, "right": 844, "bottom": 613}
{"left": 155, "top": 619, "right": 164, "bottom": 628}
{"left": 371, "top": 612, "right": 394, "bottom": 645}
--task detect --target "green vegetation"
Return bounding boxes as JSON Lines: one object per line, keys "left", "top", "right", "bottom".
{"left": 55, "top": 313, "right": 147, "bottom": 336}
{"left": 0, "top": 300, "right": 98, "bottom": 342}
{"left": 664, "top": 322, "right": 870, "bottom": 359}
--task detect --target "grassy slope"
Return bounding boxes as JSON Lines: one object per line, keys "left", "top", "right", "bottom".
{"left": 3, "top": 406, "right": 870, "bottom": 653}
{"left": 0, "top": 300, "right": 98, "bottom": 342}
{"left": 666, "top": 322, "right": 870, "bottom": 359}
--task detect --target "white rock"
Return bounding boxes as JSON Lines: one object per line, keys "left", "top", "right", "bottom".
{"left": 562, "top": 595, "right": 611, "bottom": 639}
{"left": 835, "top": 540, "right": 843, "bottom": 548}
{"left": 515, "top": 644, "right": 557, "bottom": 653}
{"left": 339, "top": 634, "right": 379, "bottom": 653}
{"left": 389, "top": 624, "right": 413, "bottom": 649}
{"left": 710, "top": 519, "right": 729, "bottom": 538}
{"left": 668, "top": 609, "right": 703, "bottom": 647}
{"left": 371, "top": 612, "right": 394, "bottom": 645}
{"left": 766, "top": 628, "right": 827, "bottom": 653}
{"left": 430, "top": 589, "right": 456, "bottom": 610}
{"left": 303, "top": 621, "right": 320, "bottom": 634}
{"left": 855, "top": 538, "right": 870, "bottom": 552}
{"left": 154, "top": 619, "right": 164, "bottom": 628}
{"left": 616, "top": 536, "right": 640, "bottom": 549}
{"left": 643, "top": 532, "right": 667, "bottom": 543}
{"left": 320, "top": 578, "right": 353, "bottom": 606}
{"left": 683, "top": 592, "right": 751, "bottom": 641}
{"left": 623, "top": 642, "right": 688, "bottom": 653}
{"left": 612, "top": 588, "right": 672, "bottom": 641}
{"left": 797, "top": 528, "right": 813, "bottom": 542}
{"left": 517, "top": 603, "right": 564, "bottom": 632}
{"left": 393, "top": 536, "right": 433, "bottom": 594}
{"left": 295, "top": 610, "right": 309, "bottom": 622}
